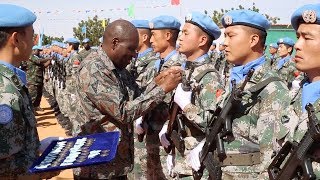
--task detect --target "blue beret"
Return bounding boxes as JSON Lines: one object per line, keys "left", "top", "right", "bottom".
{"left": 277, "top": 37, "right": 295, "bottom": 47}
{"left": 150, "top": 15, "right": 181, "bottom": 30}
{"left": 185, "top": 11, "right": 221, "bottom": 40}
{"left": 82, "top": 38, "right": 90, "bottom": 43}
{"left": 131, "top": 20, "right": 150, "bottom": 29}
{"left": 66, "top": 38, "right": 80, "bottom": 44}
{"left": 291, "top": 4, "right": 320, "bottom": 30}
{"left": 32, "top": 45, "right": 42, "bottom": 50}
{"left": 269, "top": 43, "right": 278, "bottom": 49}
{"left": 221, "top": 10, "right": 270, "bottom": 32}
{"left": 0, "top": 4, "right": 36, "bottom": 27}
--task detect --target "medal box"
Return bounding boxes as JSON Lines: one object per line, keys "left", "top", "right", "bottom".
{"left": 29, "top": 131, "right": 120, "bottom": 173}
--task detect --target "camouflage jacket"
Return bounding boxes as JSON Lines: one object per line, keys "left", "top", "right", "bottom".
{"left": 26, "top": 55, "right": 46, "bottom": 85}
{"left": 127, "top": 48, "right": 158, "bottom": 89}
{"left": 78, "top": 48, "right": 95, "bottom": 62}
{"left": 220, "top": 61, "right": 291, "bottom": 179}
{"left": 65, "top": 51, "right": 79, "bottom": 78}
{"left": 173, "top": 54, "right": 224, "bottom": 176}
{"left": 0, "top": 64, "right": 39, "bottom": 176}
{"left": 273, "top": 56, "right": 297, "bottom": 88}
{"left": 282, "top": 86, "right": 320, "bottom": 177}
{"left": 72, "top": 49, "right": 167, "bottom": 179}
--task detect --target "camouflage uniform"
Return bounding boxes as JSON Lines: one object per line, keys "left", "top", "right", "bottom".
{"left": 219, "top": 58, "right": 291, "bottom": 179}
{"left": 128, "top": 48, "right": 158, "bottom": 89}
{"left": 77, "top": 48, "right": 95, "bottom": 62}
{"left": 129, "top": 48, "right": 161, "bottom": 180}
{"left": 173, "top": 54, "right": 223, "bottom": 179}
{"left": 72, "top": 49, "right": 167, "bottom": 179}
{"left": 26, "top": 55, "right": 46, "bottom": 108}
{"left": 64, "top": 51, "right": 79, "bottom": 124}
{"left": 272, "top": 56, "right": 297, "bottom": 88}
{"left": 282, "top": 84, "right": 320, "bottom": 178}
{"left": 0, "top": 63, "right": 40, "bottom": 178}
{"left": 136, "top": 50, "right": 184, "bottom": 180}
{"left": 208, "top": 50, "right": 219, "bottom": 63}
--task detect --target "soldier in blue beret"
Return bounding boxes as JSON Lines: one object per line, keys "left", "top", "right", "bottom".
{"left": 133, "top": 15, "right": 184, "bottom": 179}
{"left": 129, "top": 19, "right": 159, "bottom": 179}
{"left": 0, "top": 4, "right": 60, "bottom": 179}
{"left": 190, "top": 9, "right": 291, "bottom": 179}
{"left": 268, "top": 43, "right": 279, "bottom": 66}
{"left": 79, "top": 38, "right": 94, "bottom": 62}
{"left": 158, "top": 11, "right": 223, "bottom": 179}
{"left": 208, "top": 41, "right": 219, "bottom": 61}
{"left": 27, "top": 45, "right": 51, "bottom": 113}
{"left": 280, "top": 4, "right": 320, "bottom": 178}
{"left": 273, "top": 37, "right": 297, "bottom": 88}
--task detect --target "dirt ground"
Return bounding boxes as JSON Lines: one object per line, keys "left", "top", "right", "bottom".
{"left": 36, "top": 96, "right": 73, "bottom": 180}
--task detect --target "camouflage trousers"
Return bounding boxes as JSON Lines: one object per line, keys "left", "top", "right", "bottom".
{"left": 28, "top": 83, "right": 43, "bottom": 108}
{"left": 65, "top": 77, "right": 78, "bottom": 133}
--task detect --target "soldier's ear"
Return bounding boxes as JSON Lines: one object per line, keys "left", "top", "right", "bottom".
{"left": 249, "top": 34, "right": 259, "bottom": 48}
{"left": 198, "top": 35, "right": 207, "bottom": 47}
{"left": 142, "top": 34, "right": 148, "bottom": 43}
{"left": 111, "top": 37, "right": 119, "bottom": 50}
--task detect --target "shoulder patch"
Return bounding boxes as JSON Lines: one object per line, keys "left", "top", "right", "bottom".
{"left": 0, "top": 104, "right": 13, "bottom": 124}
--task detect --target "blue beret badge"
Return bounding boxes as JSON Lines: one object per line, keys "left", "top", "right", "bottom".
{"left": 224, "top": 15, "right": 233, "bottom": 25}
{"left": 149, "top": 22, "right": 154, "bottom": 29}
{"left": 302, "top": 10, "right": 317, "bottom": 23}
{"left": 185, "top": 13, "right": 192, "bottom": 21}
{"left": 0, "top": 104, "right": 13, "bottom": 124}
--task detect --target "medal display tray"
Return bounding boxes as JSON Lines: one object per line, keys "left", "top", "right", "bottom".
{"left": 29, "top": 131, "right": 120, "bottom": 173}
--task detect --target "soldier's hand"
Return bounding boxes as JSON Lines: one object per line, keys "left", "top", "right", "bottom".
{"left": 156, "top": 66, "right": 182, "bottom": 93}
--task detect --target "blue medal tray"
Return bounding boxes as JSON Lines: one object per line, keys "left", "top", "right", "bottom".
{"left": 29, "top": 131, "right": 120, "bottom": 173}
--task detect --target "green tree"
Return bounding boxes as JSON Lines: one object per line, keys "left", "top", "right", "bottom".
{"left": 209, "top": 3, "right": 280, "bottom": 27}
{"left": 73, "top": 15, "right": 109, "bottom": 46}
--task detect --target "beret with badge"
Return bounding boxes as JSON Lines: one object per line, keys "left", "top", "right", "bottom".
{"left": 221, "top": 9, "right": 271, "bottom": 32}
{"left": 82, "top": 38, "right": 90, "bottom": 43}
{"left": 185, "top": 11, "right": 221, "bottom": 40}
{"left": 131, "top": 20, "right": 150, "bottom": 29}
{"left": 150, "top": 15, "right": 181, "bottom": 30}
{"left": 269, "top": 43, "right": 279, "bottom": 49}
{"left": 0, "top": 4, "right": 36, "bottom": 28}
{"left": 66, "top": 38, "right": 80, "bottom": 44}
{"left": 277, "top": 37, "right": 295, "bottom": 47}
{"left": 32, "top": 45, "right": 43, "bottom": 50}
{"left": 291, "top": 4, "right": 320, "bottom": 30}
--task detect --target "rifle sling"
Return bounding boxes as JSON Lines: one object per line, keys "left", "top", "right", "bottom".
{"left": 247, "top": 77, "right": 282, "bottom": 94}
{"left": 193, "top": 68, "right": 217, "bottom": 83}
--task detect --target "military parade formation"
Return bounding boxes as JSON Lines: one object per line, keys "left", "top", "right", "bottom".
{"left": 1, "top": 2, "right": 320, "bottom": 180}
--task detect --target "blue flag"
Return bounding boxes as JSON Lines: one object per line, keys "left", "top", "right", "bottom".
{"left": 81, "top": 26, "right": 86, "bottom": 34}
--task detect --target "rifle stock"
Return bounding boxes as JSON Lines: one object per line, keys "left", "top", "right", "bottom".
{"left": 268, "top": 103, "right": 320, "bottom": 180}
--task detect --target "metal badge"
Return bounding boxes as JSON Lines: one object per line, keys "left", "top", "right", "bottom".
{"left": 224, "top": 15, "right": 233, "bottom": 25}
{"left": 185, "top": 13, "right": 192, "bottom": 21}
{"left": 279, "top": 39, "right": 283, "bottom": 43}
{"left": 302, "top": 10, "right": 317, "bottom": 23}
{"left": 149, "top": 22, "right": 154, "bottom": 29}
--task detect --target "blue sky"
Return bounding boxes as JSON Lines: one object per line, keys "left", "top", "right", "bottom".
{"left": 2, "top": 0, "right": 319, "bottom": 38}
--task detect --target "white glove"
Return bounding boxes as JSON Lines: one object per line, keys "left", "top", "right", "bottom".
{"left": 159, "top": 124, "right": 170, "bottom": 148}
{"left": 135, "top": 116, "right": 144, "bottom": 135}
{"left": 166, "top": 154, "right": 175, "bottom": 176}
{"left": 51, "top": 60, "right": 55, "bottom": 65}
{"left": 291, "top": 80, "right": 301, "bottom": 89}
{"left": 187, "top": 141, "right": 205, "bottom": 171}
{"left": 39, "top": 137, "right": 64, "bottom": 154}
{"left": 174, "top": 83, "right": 192, "bottom": 110}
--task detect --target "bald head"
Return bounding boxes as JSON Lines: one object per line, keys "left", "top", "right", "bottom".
{"left": 102, "top": 19, "right": 139, "bottom": 69}
{"left": 104, "top": 19, "right": 138, "bottom": 43}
